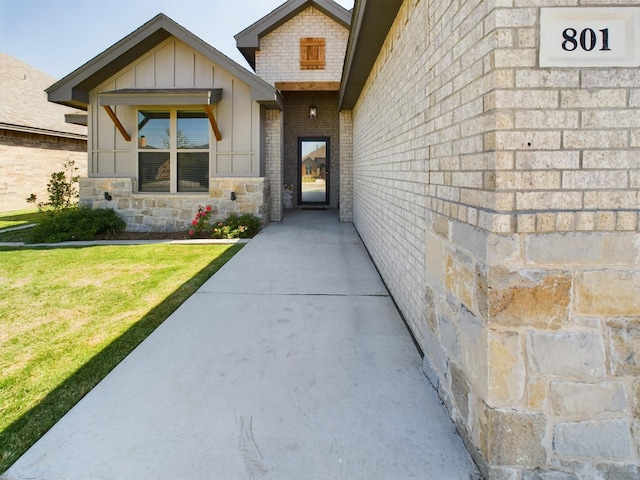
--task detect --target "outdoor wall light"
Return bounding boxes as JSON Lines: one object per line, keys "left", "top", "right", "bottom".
{"left": 230, "top": 191, "right": 237, "bottom": 201}
{"left": 309, "top": 103, "right": 317, "bottom": 119}
{"left": 104, "top": 192, "right": 113, "bottom": 201}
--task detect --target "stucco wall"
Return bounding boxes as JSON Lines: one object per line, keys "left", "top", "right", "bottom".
{"left": 0, "top": 130, "right": 87, "bottom": 212}
{"left": 350, "top": 0, "right": 639, "bottom": 478}
{"left": 255, "top": 6, "right": 348, "bottom": 86}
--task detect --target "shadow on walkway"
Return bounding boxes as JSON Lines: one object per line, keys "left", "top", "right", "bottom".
{"left": 3, "top": 210, "right": 480, "bottom": 480}
{"left": 0, "top": 245, "right": 241, "bottom": 474}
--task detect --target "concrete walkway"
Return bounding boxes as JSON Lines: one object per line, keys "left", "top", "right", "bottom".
{"left": 3, "top": 210, "right": 480, "bottom": 480}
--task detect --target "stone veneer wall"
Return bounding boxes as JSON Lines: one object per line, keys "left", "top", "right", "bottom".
{"left": 80, "top": 177, "right": 269, "bottom": 232}
{"left": 0, "top": 129, "right": 87, "bottom": 211}
{"left": 350, "top": 0, "right": 639, "bottom": 478}
{"left": 255, "top": 6, "right": 348, "bottom": 86}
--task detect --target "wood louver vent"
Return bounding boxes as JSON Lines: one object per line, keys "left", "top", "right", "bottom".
{"left": 300, "top": 38, "right": 325, "bottom": 70}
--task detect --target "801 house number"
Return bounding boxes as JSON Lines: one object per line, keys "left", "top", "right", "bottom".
{"left": 562, "top": 28, "right": 611, "bottom": 52}
{"left": 540, "top": 7, "right": 639, "bottom": 67}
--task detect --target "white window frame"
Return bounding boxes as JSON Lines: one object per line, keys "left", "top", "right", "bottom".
{"left": 136, "top": 107, "right": 212, "bottom": 193}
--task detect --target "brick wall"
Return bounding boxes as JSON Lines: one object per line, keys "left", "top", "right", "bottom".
{"left": 352, "top": 0, "right": 430, "bottom": 346}
{"left": 266, "top": 109, "right": 284, "bottom": 221}
{"left": 255, "top": 6, "right": 348, "bottom": 85}
{"left": 283, "top": 92, "right": 340, "bottom": 209}
{"left": 255, "top": 4, "right": 347, "bottom": 218}
{"left": 350, "top": 0, "right": 639, "bottom": 478}
{"left": 0, "top": 129, "right": 87, "bottom": 211}
{"left": 339, "top": 110, "right": 352, "bottom": 222}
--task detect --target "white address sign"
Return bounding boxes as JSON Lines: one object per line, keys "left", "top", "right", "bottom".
{"left": 540, "top": 7, "right": 640, "bottom": 67}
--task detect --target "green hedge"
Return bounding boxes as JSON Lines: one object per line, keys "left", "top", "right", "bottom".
{"left": 28, "top": 207, "right": 126, "bottom": 243}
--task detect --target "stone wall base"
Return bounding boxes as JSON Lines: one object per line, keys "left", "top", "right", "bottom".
{"left": 419, "top": 213, "right": 639, "bottom": 479}
{"left": 80, "top": 177, "right": 269, "bottom": 232}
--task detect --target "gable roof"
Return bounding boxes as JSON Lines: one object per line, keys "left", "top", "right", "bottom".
{"left": 0, "top": 53, "right": 87, "bottom": 139}
{"left": 235, "top": 0, "right": 352, "bottom": 70}
{"left": 46, "top": 14, "right": 282, "bottom": 111}
{"left": 339, "top": 0, "right": 403, "bottom": 110}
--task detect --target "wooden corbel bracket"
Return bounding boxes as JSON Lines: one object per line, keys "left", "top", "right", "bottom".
{"left": 204, "top": 105, "right": 222, "bottom": 141}
{"left": 102, "top": 105, "right": 131, "bottom": 142}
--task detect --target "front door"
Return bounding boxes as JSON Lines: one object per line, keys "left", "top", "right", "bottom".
{"left": 299, "top": 137, "right": 329, "bottom": 205}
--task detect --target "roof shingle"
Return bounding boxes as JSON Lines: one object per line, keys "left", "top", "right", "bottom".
{"left": 0, "top": 53, "right": 87, "bottom": 138}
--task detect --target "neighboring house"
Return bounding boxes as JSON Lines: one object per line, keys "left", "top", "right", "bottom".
{"left": 301, "top": 144, "right": 326, "bottom": 178}
{"left": 48, "top": 0, "right": 639, "bottom": 478}
{"left": 0, "top": 53, "right": 87, "bottom": 212}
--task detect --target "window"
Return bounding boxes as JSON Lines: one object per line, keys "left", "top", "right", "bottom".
{"left": 138, "top": 110, "right": 210, "bottom": 193}
{"left": 300, "top": 37, "right": 325, "bottom": 70}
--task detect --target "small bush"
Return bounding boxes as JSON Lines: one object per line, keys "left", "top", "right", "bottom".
{"left": 212, "top": 214, "right": 262, "bottom": 239}
{"left": 186, "top": 206, "right": 262, "bottom": 240}
{"left": 188, "top": 205, "right": 213, "bottom": 237}
{"left": 27, "top": 160, "right": 79, "bottom": 212}
{"left": 28, "top": 207, "right": 126, "bottom": 243}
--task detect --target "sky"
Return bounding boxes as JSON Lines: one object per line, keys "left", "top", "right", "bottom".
{"left": 0, "top": 0, "right": 354, "bottom": 79}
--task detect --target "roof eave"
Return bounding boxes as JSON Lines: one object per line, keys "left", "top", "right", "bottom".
{"left": 65, "top": 114, "right": 88, "bottom": 127}
{"left": 236, "top": 46, "right": 257, "bottom": 71}
{"left": 339, "top": 0, "right": 403, "bottom": 110}
{"left": 47, "top": 13, "right": 281, "bottom": 111}
{"left": 254, "top": 86, "right": 284, "bottom": 110}
{"left": 235, "top": 0, "right": 352, "bottom": 72}
{"left": 46, "top": 16, "right": 173, "bottom": 108}
{"left": 0, "top": 122, "right": 87, "bottom": 140}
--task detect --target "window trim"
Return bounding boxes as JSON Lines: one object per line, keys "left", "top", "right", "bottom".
{"left": 136, "top": 107, "right": 212, "bottom": 194}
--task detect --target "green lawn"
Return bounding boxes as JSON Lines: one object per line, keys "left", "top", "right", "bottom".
{"left": 0, "top": 243, "right": 242, "bottom": 473}
{"left": 0, "top": 228, "right": 31, "bottom": 243}
{"left": 0, "top": 210, "right": 45, "bottom": 243}
{"left": 0, "top": 210, "right": 44, "bottom": 231}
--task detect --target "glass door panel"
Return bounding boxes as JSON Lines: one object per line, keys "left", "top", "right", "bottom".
{"left": 299, "top": 138, "right": 328, "bottom": 204}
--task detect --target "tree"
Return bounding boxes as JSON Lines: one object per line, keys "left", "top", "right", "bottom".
{"left": 27, "top": 160, "right": 79, "bottom": 212}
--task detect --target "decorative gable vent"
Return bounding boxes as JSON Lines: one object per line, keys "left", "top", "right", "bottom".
{"left": 300, "top": 37, "right": 325, "bottom": 70}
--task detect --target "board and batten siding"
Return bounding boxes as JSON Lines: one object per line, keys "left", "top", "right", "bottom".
{"left": 88, "top": 37, "right": 262, "bottom": 182}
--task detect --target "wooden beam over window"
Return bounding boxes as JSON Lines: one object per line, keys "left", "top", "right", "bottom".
{"left": 275, "top": 82, "right": 341, "bottom": 92}
{"left": 102, "top": 105, "right": 131, "bottom": 142}
{"left": 204, "top": 105, "right": 222, "bottom": 142}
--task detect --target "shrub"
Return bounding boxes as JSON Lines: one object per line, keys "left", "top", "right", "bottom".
{"left": 188, "top": 205, "right": 213, "bottom": 238}
{"left": 27, "top": 160, "right": 79, "bottom": 212}
{"left": 211, "top": 213, "right": 261, "bottom": 239}
{"left": 28, "top": 207, "right": 126, "bottom": 243}
{"left": 186, "top": 206, "right": 261, "bottom": 240}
